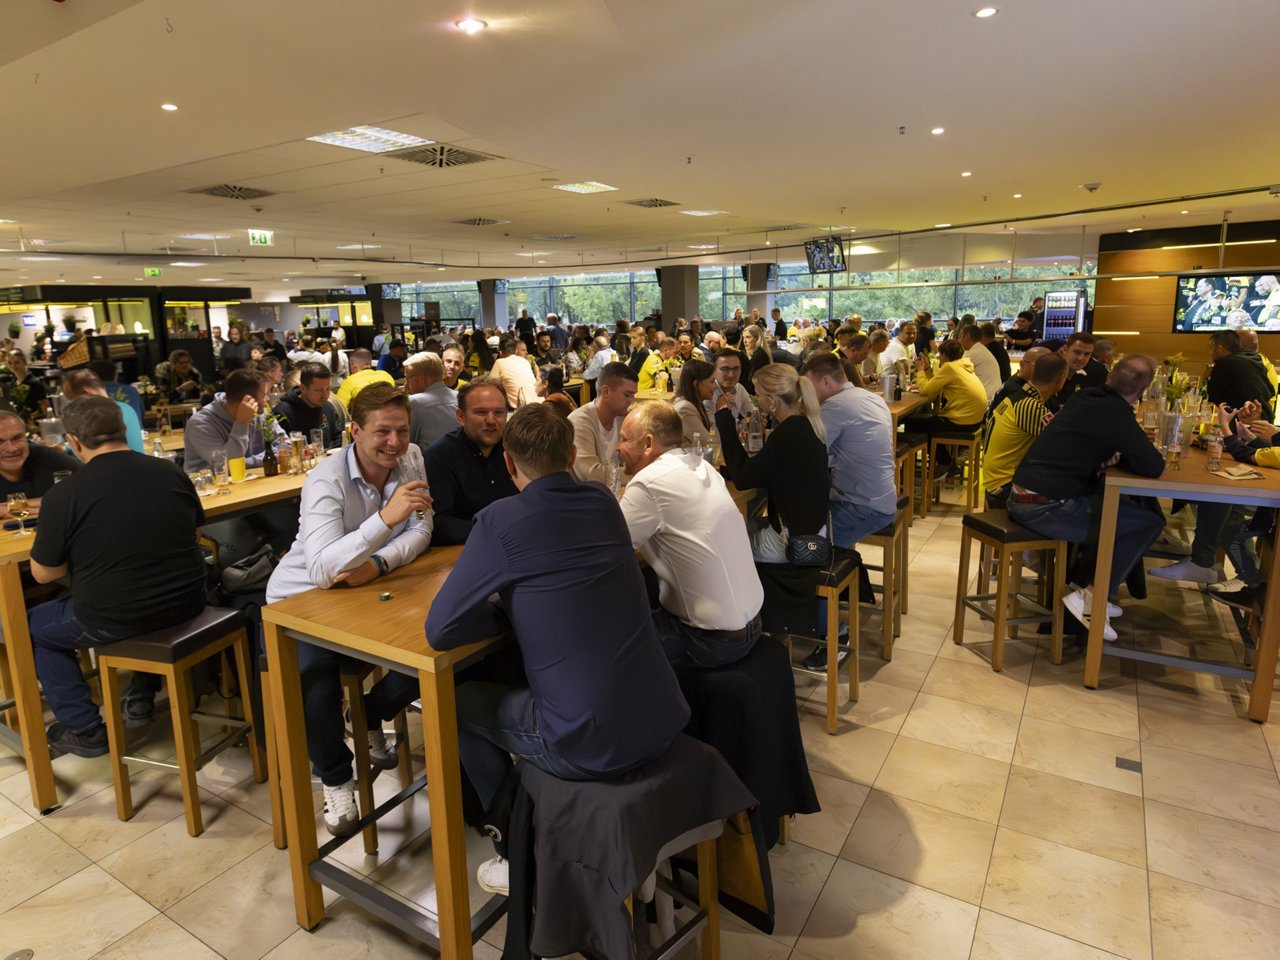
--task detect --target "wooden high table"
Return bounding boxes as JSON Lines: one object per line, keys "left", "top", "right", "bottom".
{"left": 0, "top": 467, "right": 306, "bottom": 813}
{"left": 262, "top": 546, "right": 504, "bottom": 958}
{"left": 1083, "top": 446, "right": 1280, "bottom": 721}
{"left": 885, "top": 390, "right": 933, "bottom": 431}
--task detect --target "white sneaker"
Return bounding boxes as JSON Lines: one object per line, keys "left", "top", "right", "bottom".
{"left": 1062, "top": 588, "right": 1118, "bottom": 642}
{"left": 1150, "top": 559, "right": 1222, "bottom": 584}
{"left": 367, "top": 728, "right": 398, "bottom": 771}
{"left": 1210, "top": 577, "right": 1245, "bottom": 595}
{"left": 322, "top": 781, "right": 359, "bottom": 837}
{"left": 1152, "top": 532, "right": 1192, "bottom": 557}
{"left": 477, "top": 855, "right": 510, "bottom": 896}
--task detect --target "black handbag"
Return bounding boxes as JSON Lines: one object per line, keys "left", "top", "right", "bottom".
{"left": 786, "top": 532, "right": 831, "bottom": 567}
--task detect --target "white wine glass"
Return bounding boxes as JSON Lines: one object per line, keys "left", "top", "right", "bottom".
{"left": 7, "top": 493, "right": 31, "bottom": 536}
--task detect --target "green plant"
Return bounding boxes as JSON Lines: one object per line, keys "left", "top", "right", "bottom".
{"left": 6, "top": 320, "right": 20, "bottom": 339}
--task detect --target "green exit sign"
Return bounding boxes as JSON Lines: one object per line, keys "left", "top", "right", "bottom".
{"left": 144, "top": 267, "right": 163, "bottom": 278}
{"left": 248, "top": 228, "right": 274, "bottom": 247}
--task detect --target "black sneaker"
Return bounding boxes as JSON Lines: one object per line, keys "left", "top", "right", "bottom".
{"left": 47, "top": 721, "right": 109, "bottom": 759}
{"left": 800, "top": 645, "right": 850, "bottom": 673}
{"left": 1209, "top": 584, "right": 1260, "bottom": 612}
{"left": 121, "top": 692, "right": 156, "bottom": 729}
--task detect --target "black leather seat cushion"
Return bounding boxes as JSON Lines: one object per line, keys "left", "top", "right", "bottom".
{"left": 817, "top": 547, "right": 861, "bottom": 588}
{"left": 102, "top": 607, "right": 244, "bottom": 664}
{"left": 963, "top": 509, "right": 1057, "bottom": 545}
{"left": 933, "top": 429, "right": 980, "bottom": 441}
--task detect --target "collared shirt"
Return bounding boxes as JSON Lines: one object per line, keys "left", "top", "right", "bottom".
{"left": 821, "top": 382, "right": 897, "bottom": 514}
{"left": 426, "top": 472, "right": 689, "bottom": 775}
{"left": 183, "top": 392, "right": 285, "bottom": 471}
{"left": 409, "top": 382, "right": 459, "bottom": 455}
{"left": 620, "top": 450, "right": 763, "bottom": 631}
{"left": 982, "top": 381, "right": 1051, "bottom": 494}
{"left": 266, "top": 444, "right": 431, "bottom": 603}
{"left": 706, "top": 382, "right": 751, "bottom": 420}
{"left": 568, "top": 399, "right": 619, "bottom": 486}
{"left": 424, "top": 426, "right": 518, "bottom": 545}
{"left": 965, "top": 342, "right": 1003, "bottom": 401}
{"left": 582, "top": 348, "right": 616, "bottom": 381}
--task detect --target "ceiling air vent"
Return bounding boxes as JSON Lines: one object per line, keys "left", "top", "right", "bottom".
{"left": 453, "top": 217, "right": 510, "bottom": 227}
{"left": 624, "top": 198, "right": 680, "bottom": 208}
{"left": 388, "top": 143, "right": 497, "bottom": 168}
{"left": 189, "top": 184, "right": 274, "bottom": 201}
{"left": 531, "top": 234, "right": 577, "bottom": 241}
{"left": 153, "top": 245, "right": 202, "bottom": 254}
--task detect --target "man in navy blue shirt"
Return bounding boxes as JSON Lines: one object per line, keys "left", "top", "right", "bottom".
{"left": 376, "top": 340, "right": 408, "bottom": 379}
{"left": 425, "top": 402, "right": 689, "bottom": 896}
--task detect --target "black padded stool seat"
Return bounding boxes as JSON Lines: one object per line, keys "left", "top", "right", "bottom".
{"left": 106, "top": 607, "right": 244, "bottom": 664}
{"left": 963, "top": 509, "right": 1047, "bottom": 545}
{"left": 934, "top": 428, "right": 980, "bottom": 440}
{"left": 872, "top": 495, "right": 911, "bottom": 537}
{"left": 816, "top": 547, "right": 861, "bottom": 589}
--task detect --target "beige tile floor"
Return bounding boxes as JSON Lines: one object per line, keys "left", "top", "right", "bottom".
{"left": 1, "top": 500, "right": 1278, "bottom": 959}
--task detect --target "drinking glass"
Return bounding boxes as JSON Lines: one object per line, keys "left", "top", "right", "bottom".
{"left": 397, "top": 447, "right": 430, "bottom": 519}
{"left": 228, "top": 456, "right": 247, "bottom": 483}
{"left": 211, "top": 450, "right": 231, "bottom": 494}
{"left": 7, "top": 493, "right": 31, "bottom": 535}
{"left": 289, "top": 432, "right": 305, "bottom": 471}
{"left": 185, "top": 469, "right": 206, "bottom": 495}
{"left": 310, "top": 428, "right": 325, "bottom": 452}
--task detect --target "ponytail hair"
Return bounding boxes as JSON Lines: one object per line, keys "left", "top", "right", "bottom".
{"left": 751, "top": 363, "right": 826, "bottom": 443}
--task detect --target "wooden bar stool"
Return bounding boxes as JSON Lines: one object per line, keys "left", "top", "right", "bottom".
{"left": 99, "top": 607, "right": 265, "bottom": 838}
{"left": 895, "top": 436, "right": 927, "bottom": 524}
{"left": 816, "top": 548, "right": 861, "bottom": 734}
{"left": 859, "top": 495, "right": 910, "bottom": 661}
{"left": 952, "top": 510, "right": 1067, "bottom": 671}
{"left": 924, "top": 431, "right": 982, "bottom": 515}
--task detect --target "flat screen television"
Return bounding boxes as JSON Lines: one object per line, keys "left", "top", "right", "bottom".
{"left": 804, "top": 238, "right": 845, "bottom": 274}
{"left": 1172, "top": 271, "right": 1280, "bottom": 331}
{"left": 739, "top": 263, "right": 781, "bottom": 285}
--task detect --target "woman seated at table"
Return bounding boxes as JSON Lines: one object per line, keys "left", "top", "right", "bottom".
{"left": 465, "top": 333, "right": 495, "bottom": 376}
{"left": 153, "top": 349, "right": 204, "bottom": 403}
{"left": 538, "top": 365, "right": 578, "bottom": 415}
{"left": 714, "top": 363, "right": 829, "bottom": 562}
{"left": 905, "top": 339, "right": 988, "bottom": 460}
{"left": 742, "top": 324, "right": 771, "bottom": 393}
{"left": 673, "top": 358, "right": 715, "bottom": 446}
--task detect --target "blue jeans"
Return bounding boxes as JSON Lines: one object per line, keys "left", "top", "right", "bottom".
{"left": 455, "top": 682, "right": 611, "bottom": 812}
{"left": 817, "top": 501, "right": 895, "bottom": 634}
{"left": 296, "top": 641, "right": 420, "bottom": 787}
{"left": 651, "top": 607, "right": 761, "bottom": 669}
{"left": 1008, "top": 495, "right": 1164, "bottom": 596}
{"left": 30, "top": 597, "right": 159, "bottom": 734}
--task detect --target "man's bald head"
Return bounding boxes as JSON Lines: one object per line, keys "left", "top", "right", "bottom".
{"left": 1239, "top": 328, "right": 1260, "bottom": 352}
{"left": 1017, "top": 346, "right": 1050, "bottom": 381}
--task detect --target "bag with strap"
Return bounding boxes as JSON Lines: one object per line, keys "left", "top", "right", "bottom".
{"left": 785, "top": 533, "right": 831, "bottom": 567}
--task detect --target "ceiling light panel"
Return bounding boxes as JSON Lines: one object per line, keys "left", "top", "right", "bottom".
{"left": 307, "top": 125, "right": 435, "bottom": 154}
{"left": 552, "top": 181, "right": 618, "bottom": 194}
{"left": 680, "top": 210, "right": 728, "bottom": 217}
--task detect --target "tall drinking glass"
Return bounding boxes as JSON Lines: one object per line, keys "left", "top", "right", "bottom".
{"left": 211, "top": 449, "right": 231, "bottom": 494}
{"left": 397, "top": 447, "right": 430, "bottom": 520}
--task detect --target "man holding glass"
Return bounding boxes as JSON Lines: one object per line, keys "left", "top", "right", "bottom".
{"left": 27, "top": 397, "right": 205, "bottom": 758}
{"left": 267, "top": 384, "right": 433, "bottom": 836}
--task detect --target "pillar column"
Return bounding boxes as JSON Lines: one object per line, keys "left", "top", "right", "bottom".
{"left": 744, "top": 263, "right": 775, "bottom": 318}
{"left": 477, "top": 279, "right": 508, "bottom": 329}
{"left": 658, "top": 265, "right": 698, "bottom": 333}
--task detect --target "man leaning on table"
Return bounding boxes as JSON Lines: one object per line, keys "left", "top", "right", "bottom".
{"left": 426, "top": 402, "right": 689, "bottom": 896}
{"left": 1007, "top": 355, "right": 1166, "bottom": 643}
{"left": 184, "top": 368, "right": 283, "bottom": 471}
{"left": 28, "top": 397, "right": 204, "bottom": 758}
{"left": 267, "top": 383, "right": 433, "bottom": 837}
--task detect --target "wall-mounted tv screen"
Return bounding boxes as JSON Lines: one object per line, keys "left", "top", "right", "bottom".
{"left": 804, "top": 238, "right": 845, "bottom": 274}
{"left": 1173, "top": 272, "right": 1280, "bottom": 332}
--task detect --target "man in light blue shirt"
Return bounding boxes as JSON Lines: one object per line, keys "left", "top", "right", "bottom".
{"left": 267, "top": 383, "right": 433, "bottom": 837}
{"left": 403, "top": 351, "right": 458, "bottom": 456}
{"left": 61, "top": 369, "right": 144, "bottom": 453}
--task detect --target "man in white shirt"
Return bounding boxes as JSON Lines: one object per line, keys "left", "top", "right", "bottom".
{"left": 881, "top": 321, "right": 916, "bottom": 370}
{"left": 617, "top": 402, "right": 763, "bottom": 668}
{"left": 490, "top": 337, "right": 543, "bottom": 408}
{"left": 958, "top": 322, "right": 1002, "bottom": 401}
{"left": 267, "top": 383, "right": 433, "bottom": 838}
{"left": 581, "top": 335, "right": 616, "bottom": 388}
{"left": 706, "top": 349, "right": 752, "bottom": 419}
{"left": 696, "top": 330, "right": 724, "bottom": 364}
{"left": 568, "top": 362, "right": 637, "bottom": 485}
{"left": 404, "top": 351, "right": 458, "bottom": 455}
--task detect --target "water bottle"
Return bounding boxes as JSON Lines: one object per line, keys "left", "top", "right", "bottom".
{"left": 151, "top": 439, "right": 164, "bottom": 457}
{"left": 746, "top": 411, "right": 764, "bottom": 454}
{"left": 1206, "top": 424, "right": 1223, "bottom": 471}
{"left": 690, "top": 432, "right": 704, "bottom": 464}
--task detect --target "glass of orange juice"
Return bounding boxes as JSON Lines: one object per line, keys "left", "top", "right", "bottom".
{"left": 228, "top": 456, "right": 247, "bottom": 482}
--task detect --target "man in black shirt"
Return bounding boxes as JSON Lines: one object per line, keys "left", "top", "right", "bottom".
{"left": 1005, "top": 311, "right": 1037, "bottom": 351}
{"left": 514, "top": 308, "right": 538, "bottom": 351}
{"left": 1008, "top": 357, "right": 1165, "bottom": 641}
{"left": 29, "top": 397, "right": 207, "bottom": 757}
{"left": 424, "top": 376, "right": 518, "bottom": 544}
{"left": 0, "top": 411, "right": 80, "bottom": 506}
{"left": 979, "top": 322, "right": 1012, "bottom": 384}
{"left": 1205, "top": 329, "right": 1275, "bottom": 420}
{"left": 1052, "top": 332, "right": 1106, "bottom": 408}
{"left": 260, "top": 328, "right": 288, "bottom": 364}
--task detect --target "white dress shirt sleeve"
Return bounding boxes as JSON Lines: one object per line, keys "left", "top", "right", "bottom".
{"left": 619, "top": 479, "right": 662, "bottom": 550}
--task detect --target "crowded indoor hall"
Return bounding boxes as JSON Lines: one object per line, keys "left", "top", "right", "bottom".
{"left": 0, "top": 1, "right": 1279, "bottom": 958}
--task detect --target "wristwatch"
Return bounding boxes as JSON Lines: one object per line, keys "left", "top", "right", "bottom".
{"left": 371, "top": 554, "right": 389, "bottom": 577}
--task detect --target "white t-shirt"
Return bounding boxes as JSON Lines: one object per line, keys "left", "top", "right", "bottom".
{"left": 881, "top": 338, "right": 914, "bottom": 369}
{"left": 568, "top": 400, "right": 619, "bottom": 486}
{"left": 966, "top": 342, "right": 1003, "bottom": 401}
{"left": 620, "top": 450, "right": 763, "bottom": 631}
{"left": 491, "top": 355, "right": 543, "bottom": 408}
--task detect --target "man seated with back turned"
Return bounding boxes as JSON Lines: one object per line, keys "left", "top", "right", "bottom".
{"left": 491, "top": 337, "right": 543, "bottom": 408}
{"left": 987, "top": 346, "right": 1049, "bottom": 419}
{"left": 61, "top": 369, "right": 144, "bottom": 452}
{"left": 981, "top": 353, "right": 1068, "bottom": 508}
{"left": 957, "top": 322, "right": 1002, "bottom": 401}
{"left": 616, "top": 402, "right": 764, "bottom": 668}
{"left": 273, "top": 361, "right": 341, "bottom": 448}
{"left": 426, "top": 403, "right": 689, "bottom": 895}
{"left": 336, "top": 348, "right": 395, "bottom": 408}
{"left": 1008, "top": 356, "right": 1165, "bottom": 642}
{"left": 184, "top": 368, "right": 283, "bottom": 471}
{"left": 568, "top": 361, "right": 637, "bottom": 485}
{"left": 267, "top": 384, "right": 433, "bottom": 836}
{"left": 424, "top": 376, "right": 518, "bottom": 545}
{"left": 28, "top": 397, "right": 205, "bottom": 757}
{"left": 979, "top": 322, "right": 1012, "bottom": 384}
{"left": 403, "top": 351, "right": 458, "bottom": 456}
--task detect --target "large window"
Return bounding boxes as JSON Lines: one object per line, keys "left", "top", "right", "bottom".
{"left": 400, "top": 282, "right": 479, "bottom": 321}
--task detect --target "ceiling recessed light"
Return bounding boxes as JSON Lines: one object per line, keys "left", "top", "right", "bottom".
{"left": 687, "top": 244, "right": 718, "bottom": 250}
{"left": 934, "top": 223, "right": 952, "bottom": 228}
{"left": 177, "top": 232, "right": 231, "bottom": 240}
{"left": 552, "top": 181, "right": 618, "bottom": 194}
{"left": 160, "top": 103, "right": 178, "bottom": 112}
{"left": 0, "top": 219, "right": 14, "bottom": 224}
{"left": 1012, "top": 193, "right": 1022, "bottom": 198}
{"left": 1181, "top": 209, "right": 1190, "bottom": 214}
{"left": 198, "top": 278, "right": 224, "bottom": 282}
{"left": 307, "top": 125, "right": 435, "bottom": 154}
{"left": 55, "top": 278, "right": 65, "bottom": 283}
{"left": 931, "top": 127, "right": 945, "bottom": 135}
{"left": 536, "top": 260, "right": 546, "bottom": 264}
{"left": 336, "top": 243, "right": 381, "bottom": 250}
{"left": 170, "top": 261, "right": 205, "bottom": 267}
{"left": 437, "top": 266, "right": 447, "bottom": 271}
{"left": 92, "top": 275, "right": 102, "bottom": 279}
{"left": 961, "top": 171, "right": 972, "bottom": 177}
{"left": 974, "top": 6, "right": 999, "bottom": 18}
{"left": 1126, "top": 228, "right": 1142, "bottom": 233}
{"left": 680, "top": 210, "right": 729, "bottom": 217}
{"left": 455, "top": 17, "right": 488, "bottom": 34}
{"left": 18, "top": 255, "right": 60, "bottom": 261}
{"left": 134, "top": 277, "right": 144, "bottom": 281}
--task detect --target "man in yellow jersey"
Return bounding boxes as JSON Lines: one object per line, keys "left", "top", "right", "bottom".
{"left": 981, "top": 353, "right": 1068, "bottom": 508}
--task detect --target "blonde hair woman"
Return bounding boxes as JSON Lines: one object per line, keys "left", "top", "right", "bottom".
{"left": 741, "top": 323, "right": 770, "bottom": 392}
{"left": 714, "top": 363, "right": 830, "bottom": 562}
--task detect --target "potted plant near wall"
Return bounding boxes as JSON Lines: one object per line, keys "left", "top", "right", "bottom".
{"left": 7, "top": 320, "right": 21, "bottom": 340}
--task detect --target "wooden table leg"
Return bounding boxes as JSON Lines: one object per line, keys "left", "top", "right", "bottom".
{"left": 1247, "top": 521, "right": 1280, "bottom": 722}
{"left": 263, "top": 618, "right": 326, "bottom": 929}
{"left": 0, "top": 561, "right": 58, "bottom": 813}
{"left": 697, "top": 836, "right": 720, "bottom": 960}
{"left": 1084, "top": 485, "right": 1121, "bottom": 689}
{"left": 419, "top": 665, "right": 474, "bottom": 960}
